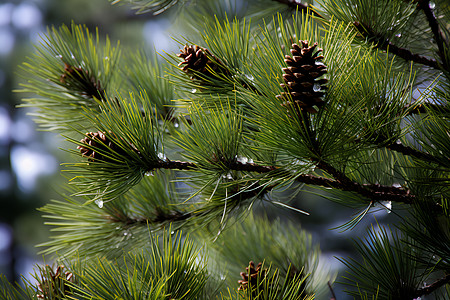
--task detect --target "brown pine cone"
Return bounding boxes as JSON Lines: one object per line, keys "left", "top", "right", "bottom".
{"left": 277, "top": 40, "right": 328, "bottom": 114}
{"left": 36, "top": 265, "right": 74, "bottom": 299}
{"left": 177, "top": 45, "right": 229, "bottom": 81}
{"left": 238, "top": 261, "right": 267, "bottom": 293}
{"left": 78, "top": 131, "right": 127, "bottom": 162}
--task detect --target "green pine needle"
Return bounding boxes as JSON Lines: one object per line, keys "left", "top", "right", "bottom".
{"left": 17, "top": 22, "right": 121, "bottom": 132}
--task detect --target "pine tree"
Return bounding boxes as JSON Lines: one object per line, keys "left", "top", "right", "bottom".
{"left": 2, "top": 0, "right": 449, "bottom": 299}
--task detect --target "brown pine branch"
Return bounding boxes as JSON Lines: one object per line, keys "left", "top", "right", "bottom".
{"left": 158, "top": 159, "right": 197, "bottom": 170}
{"left": 417, "top": 0, "right": 447, "bottom": 63}
{"left": 151, "top": 158, "right": 416, "bottom": 204}
{"left": 272, "top": 0, "right": 308, "bottom": 10}
{"left": 316, "top": 160, "right": 415, "bottom": 204}
{"left": 105, "top": 206, "right": 190, "bottom": 225}
{"left": 385, "top": 42, "right": 439, "bottom": 69}
{"left": 272, "top": 0, "right": 324, "bottom": 18}
{"left": 385, "top": 140, "right": 442, "bottom": 165}
{"left": 371, "top": 136, "right": 447, "bottom": 167}
{"left": 412, "top": 273, "right": 450, "bottom": 298}
{"left": 353, "top": 21, "right": 439, "bottom": 69}
{"left": 328, "top": 281, "right": 337, "bottom": 300}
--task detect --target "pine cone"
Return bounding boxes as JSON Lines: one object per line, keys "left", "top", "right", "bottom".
{"left": 276, "top": 40, "right": 328, "bottom": 114}
{"left": 60, "top": 62, "right": 105, "bottom": 99}
{"left": 78, "top": 131, "right": 124, "bottom": 162}
{"left": 238, "top": 261, "right": 267, "bottom": 294}
{"left": 177, "top": 45, "right": 229, "bottom": 81}
{"left": 36, "top": 265, "right": 74, "bottom": 299}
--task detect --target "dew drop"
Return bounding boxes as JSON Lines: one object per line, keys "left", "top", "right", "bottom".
{"left": 385, "top": 201, "right": 392, "bottom": 213}
{"left": 245, "top": 74, "right": 254, "bottom": 81}
{"left": 313, "top": 83, "right": 321, "bottom": 92}
{"left": 145, "top": 171, "right": 154, "bottom": 176}
{"left": 237, "top": 156, "right": 248, "bottom": 164}
{"left": 95, "top": 200, "right": 104, "bottom": 209}
{"left": 395, "top": 33, "right": 402, "bottom": 38}
{"left": 374, "top": 200, "right": 392, "bottom": 213}
{"left": 174, "top": 122, "right": 179, "bottom": 128}
{"left": 171, "top": 231, "right": 175, "bottom": 235}
{"left": 191, "top": 89, "right": 197, "bottom": 93}
{"left": 158, "top": 152, "right": 166, "bottom": 160}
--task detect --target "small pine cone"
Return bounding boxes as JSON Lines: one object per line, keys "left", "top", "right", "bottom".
{"left": 238, "top": 261, "right": 267, "bottom": 294}
{"left": 276, "top": 40, "right": 328, "bottom": 114}
{"left": 60, "top": 62, "right": 105, "bottom": 99}
{"left": 36, "top": 265, "right": 74, "bottom": 299}
{"left": 177, "top": 45, "right": 228, "bottom": 81}
{"left": 78, "top": 131, "right": 123, "bottom": 162}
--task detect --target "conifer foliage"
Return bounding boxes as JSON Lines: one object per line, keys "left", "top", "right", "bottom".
{"left": 4, "top": 0, "right": 450, "bottom": 299}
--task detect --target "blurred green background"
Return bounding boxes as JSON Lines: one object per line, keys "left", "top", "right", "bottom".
{"left": 0, "top": 2, "right": 401, "bottom": 299}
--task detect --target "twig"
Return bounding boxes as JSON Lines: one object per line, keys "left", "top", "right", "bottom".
{"left": 385, "top": 140, "right": 443, "bottom": 165}
{"left": 417, "top": 0, "right": 447, "bottom": 63}
{"left": 372, "top": 137, "right": 447, "bottom": 167}
{"left": 328, "top": 281, "right": 337, "bottom": 300}
{"left": 316, "top": 160, "right": 415, "bottom": 204}
{"left": 412, "top": 273, "right": 450, "bottom": 298}
{"left": 158, "top": 159, "right": 197, "bottom": 170}
{"left": 272, "top": 0, "right": 308, "bottom": 10}
{"left": 152, "top": 158, "right": 416, "bottom": 204}
{"left": 353, "top": 21, "right": 439, "bottom": 69}
{"left": 386, "top": 42, "right": 439, "bottom": 69}
{"left": 272, "top": 0, "right": 324, "bottom": 18}
{"left": 105, "top": 207, "right": 190, "bottom": 225}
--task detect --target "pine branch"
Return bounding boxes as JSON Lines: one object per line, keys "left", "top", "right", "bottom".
{"left": 151, "top": 158, "right": 416, "bottom": 204}
{"left": 372, "top": 136, "right": 447, "bottom": 167}
{"left": 158, "top": 159, "right": 197, "bottom": 171}
{"left": 417, "top": 0, "right": 447, "bottom": 63}
{"left": 385, "top": 140, "right": 442, "bottom": 165}
{"left": 353, "top": 21, "right": 439, "bottom": 69}
{"left": 105, "top": 207, "right": 190, "bottom": 225}
{"left": 316, "top": 160, "right": 415, "bottom": 204}
{"left": 272, "top": 0, "right": 324, "bottom": 18}
{"left": 352, "top": 133, "right": 446, "bottom": 167}
{"left": 327, "top": 281, "right": 337, "bottom": 300}
{"left": 272, "top": 0, "right": 308, "bottom": 10}
{"left": 385, "top": 42, "right": 439, "bottom": 69}
{"left": 412, "top": 273, "right": 450, "bottom": 298}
